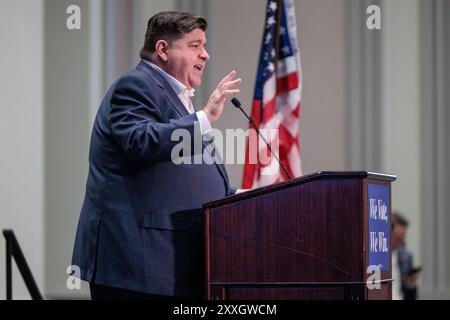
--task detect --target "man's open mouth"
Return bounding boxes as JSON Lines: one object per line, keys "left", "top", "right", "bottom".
{"left": 194, "top": 64, "right": 203, "bottom": 71}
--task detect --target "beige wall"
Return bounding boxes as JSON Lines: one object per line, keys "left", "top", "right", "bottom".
{"left": 295, "top": 0, "right": 349, "bottom": 175}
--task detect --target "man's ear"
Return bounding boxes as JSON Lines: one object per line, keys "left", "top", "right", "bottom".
{"left": 155, "top": 40, "right": 169, "bottom": 62}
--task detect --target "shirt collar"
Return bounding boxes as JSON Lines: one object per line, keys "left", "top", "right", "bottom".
{"left": 143, "top": 60, "right": 195, "bottom": 97}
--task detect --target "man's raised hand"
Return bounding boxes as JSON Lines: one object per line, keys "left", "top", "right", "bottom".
{"left": 203, "top": 71, "right": 242, "bottom": 123}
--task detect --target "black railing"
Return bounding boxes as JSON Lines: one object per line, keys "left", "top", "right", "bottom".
{"left": 3, "top": 230, "right": 43, "bottom": 300}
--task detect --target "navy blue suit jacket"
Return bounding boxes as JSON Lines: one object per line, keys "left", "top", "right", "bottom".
{"left": 72, "top": 61, "right": 236, "bottom": 298}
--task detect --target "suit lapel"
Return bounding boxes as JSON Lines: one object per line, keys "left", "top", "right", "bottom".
{"left": 202, "top": 137, "right": 229, "bottom": 186}
{"left": 136, "top": 61, "right": 189, "bottom": 118}
{"left": 164, "top": 90, "right": 190, "bottom": 118}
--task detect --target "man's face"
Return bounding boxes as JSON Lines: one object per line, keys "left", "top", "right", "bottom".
{"left": 165, "top": 28, "right": 209, "bottom": 89}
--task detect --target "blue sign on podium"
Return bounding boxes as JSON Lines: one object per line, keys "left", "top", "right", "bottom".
{"left": 368, "top": 183, "right": 390, "bottom": 271}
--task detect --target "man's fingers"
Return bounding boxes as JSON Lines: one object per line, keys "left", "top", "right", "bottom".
{"left": 218, "top": 70, "right": 237, "bottom": 87}
{"left": 213, "top": 89, "right": 240, "bottom": 102}
{"left": 222, "top": 78, "right": 242, "bottom": 89}
{"left": 209, "top": 71, "right": 240, "bottom": 109}
{"left": 223, "top": 89, "right": 240, "bottom": 96}
{"left": 213, "top": 90, "right": 240, "bottom": 105}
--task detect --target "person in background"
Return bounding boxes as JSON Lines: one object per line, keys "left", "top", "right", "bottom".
{"left": 391, "top": 212, "right": 421, "bottom": 300}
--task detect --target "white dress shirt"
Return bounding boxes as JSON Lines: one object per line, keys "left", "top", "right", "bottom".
{"left": 143, "top": 60, "right": 212, "bottom": 135}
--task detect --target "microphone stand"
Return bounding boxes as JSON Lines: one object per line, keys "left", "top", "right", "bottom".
{"left": 231, "top": 98, "right": 293, "bottom": 181}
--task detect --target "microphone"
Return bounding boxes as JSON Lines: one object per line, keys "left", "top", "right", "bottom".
{"left": 231, "top": 98, "right": 293, "bottom": 181}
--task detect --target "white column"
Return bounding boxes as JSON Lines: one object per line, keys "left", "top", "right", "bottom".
{"left": 420, "top": 0, "right": 450, "bottom": 299}
{"left": 89, "top": 0, "right": 104, "bottom": 127}
{"left": 382, "top": 0, "right": 422, "bottom": 273}
{"left": 0, "top": 0, "right": 44, "bottom": 300}
{"left": 44, "top": 0, "right": 91, "bottom": 299}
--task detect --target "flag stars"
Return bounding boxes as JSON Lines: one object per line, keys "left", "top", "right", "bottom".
{"left": 267, "top": 62, "right": 275, "bottom": 72}
{"left": 269, "top": 1, "right": 277, "bottom": 12}
{"left": 280, "top": 27, "right": 286, "bottom": 35}
{"left": 265, "top": 33, "right": 272, "bottom": 44}
{"left": 282, "top": 46, "right": 291, "bottom": 55}
{"left": 266, "top": 16, "right": 276, "bottom": 27}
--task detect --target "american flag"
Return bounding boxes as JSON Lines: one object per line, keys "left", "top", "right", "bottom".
{"left": 242, "top": 0, "right": 303, "bottom": 188}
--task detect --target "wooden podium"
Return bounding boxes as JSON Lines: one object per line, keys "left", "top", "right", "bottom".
{"left": 204, "top": 171, "right": 396, "bottom": 300}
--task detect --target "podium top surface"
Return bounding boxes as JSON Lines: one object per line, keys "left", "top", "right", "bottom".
{"left": 204, "top": 171, "right": 396, "bottom": 209}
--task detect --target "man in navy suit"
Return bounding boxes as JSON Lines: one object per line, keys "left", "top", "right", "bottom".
{"left": 72, "top": 11, "right": 242, "bottom": 299}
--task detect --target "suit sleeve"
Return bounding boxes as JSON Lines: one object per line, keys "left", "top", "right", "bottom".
{"left": 228, "top": 186, "right": 238, "bottom": 195}
{"left": 109, "top": 76, "right": 200, "bottom": 167}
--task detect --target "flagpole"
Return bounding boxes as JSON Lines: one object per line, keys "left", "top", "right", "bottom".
{"left": 274, "top": 0, "right": 291, "bottom": 181}
{"left": 274, "top": 0, "right": 283, "bottom": 75}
